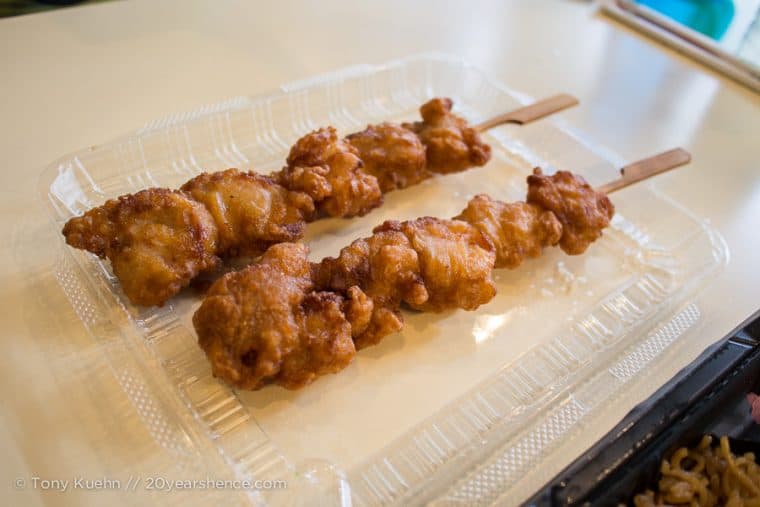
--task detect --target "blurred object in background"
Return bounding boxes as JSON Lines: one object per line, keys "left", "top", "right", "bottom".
{"left": 637, "top": 0, "right": 737, "bottom": 40}
{"left": 0, "top": 0, "right": 111, "bottom": 18}
{"left": 601, "top": 0, "right": 760, "bottom": 92}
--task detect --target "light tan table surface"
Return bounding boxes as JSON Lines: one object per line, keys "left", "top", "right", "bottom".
{"left": 1, "top": 1, "right": 758, "bottom": 505}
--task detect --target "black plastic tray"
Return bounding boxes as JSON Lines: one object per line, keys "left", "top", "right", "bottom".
{"left": 526, "top": 309, "right": 760, "bottom": 506}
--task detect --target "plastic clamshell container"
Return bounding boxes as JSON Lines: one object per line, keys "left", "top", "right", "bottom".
{"left": 39, "top": 54, "right": 727, "bottom": 506}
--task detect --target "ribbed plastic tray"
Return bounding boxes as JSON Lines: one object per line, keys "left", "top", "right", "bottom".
{"left": 38, "top": 54, "right": 727, "bottom": 506}
{"left": 526, "top": 309, "right": 760, "bottom": 506}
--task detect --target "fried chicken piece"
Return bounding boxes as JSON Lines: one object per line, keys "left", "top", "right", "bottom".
{"left": 275, "top": 164, "right": 332, "bottom": 204}
{"left": 279, "top": 127, "right": 383, "bottom": 217}
{"left": 403, "top": 97, "right": 491, "bottom": 174}
{"left": 278, "top": 291, "right": 357, "bottom": 389}
{"left": 456, "top": 195, "right": 562, "bottom": 269}
{"left": 346, "top": 123, "right": 429, "bottom": 192}
{"left": 62, "top": 188, "right": 219, "bottom": 307}
{"left": 316, "top": 228, "right": 429, "bottom": 349}
{"left": 317, "top": 217, "right": 496, "bottom": 346}
{"left": 180, "top": 169, "right": 315, "bottom": 258}
{"left": 193, "top": 243, "right": 358, "bottom": 390}
{"left": 526, "top": 168, "right": 615, "bottom": 255}
{"left": 383, "top": 218, "right": 497, "bottom": 312}
{"left": 63, "top": 170, "right": 315, "bottom": 307}
{"left": 342, "top": 285, "right": 374, "bottom": 339}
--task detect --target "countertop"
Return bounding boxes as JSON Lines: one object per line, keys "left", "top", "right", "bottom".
{"left": 1, "top": 1, "right": 758, "bottom": 505}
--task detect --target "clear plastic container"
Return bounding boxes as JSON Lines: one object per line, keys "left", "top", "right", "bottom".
{"left": 39, "top": 54, "right": 727, "bottom": 506}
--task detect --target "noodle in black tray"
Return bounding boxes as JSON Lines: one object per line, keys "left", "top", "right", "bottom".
{"left": 631, "top": 435, "right": 760, "bottom": 506}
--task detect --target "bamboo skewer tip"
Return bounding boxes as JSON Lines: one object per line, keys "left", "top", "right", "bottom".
{"left": 474, "top": 93, "right": 579, "bottom": 132}
{"left": 598, "top": 148, "right": 691, "bottom": 194}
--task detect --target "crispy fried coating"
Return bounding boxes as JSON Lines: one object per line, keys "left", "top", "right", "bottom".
{"left": 63, "top": 170, "right": 317, "bottom": 307}
{"left": 316, "top": 229, "right": 429, "bottom": 349}
{"left": 189, "top": 164, "right": 617, "bottom": 391}
{"left": 278, "top": 291, "right": 357, "bottom": 389}
{"left": 316, "top": 216, "right": 497, "bottom": 347}
{"left": 62, "top": 188, "right": 219, "bottom": 307}
{"left": 403, "top": 97, "right": 491, "bottom": 174}
{"left": 279, "top": 127, "right": 383, "bottom": 217}
{"left": 346, "top": 123, "right": 429, "bottom": 192}
{"left": 342, "top": 285, "right": 374, "bottom": 339}
{"left": 456, "top": 195, "right": 562, "bottom": 269}
{"left": 181, "top": 169, "right": 315, "bottom": 257}
{"left": 275, "top": 164, "right": 332, "bottom": 204}
{"left": 193, "top": 243, "right": 357, "bottom": 390}
{"left": 526, "top": 168, "right": 615, "bottom": 255}
{"left": 383, "top": 218, "right": 497, "bottom": 312}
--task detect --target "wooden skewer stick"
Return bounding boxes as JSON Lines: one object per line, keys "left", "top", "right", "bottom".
{"left": 598, "top": 148, "right": 691, "bottom": 194}
{"left": 474, "top": 93, "right": 579, "bottom": 131}
{"left": 474, "top": 95, "right": 689, "bottom": 194}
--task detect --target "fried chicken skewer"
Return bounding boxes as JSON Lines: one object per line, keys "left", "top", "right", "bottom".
{"left": 63, "top": 96, "right": 576, "bottom": 307}
{"left": 193, "top": 149, "right": 690, "bottom": 390}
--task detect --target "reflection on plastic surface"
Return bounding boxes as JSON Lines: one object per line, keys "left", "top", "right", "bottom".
{"left": 473, "top": 312, "right": 514, "bottom": 344}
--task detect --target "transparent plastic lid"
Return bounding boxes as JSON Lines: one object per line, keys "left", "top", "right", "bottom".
{"left": 39, "top": 54, "right": 726, "bottom": 506}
